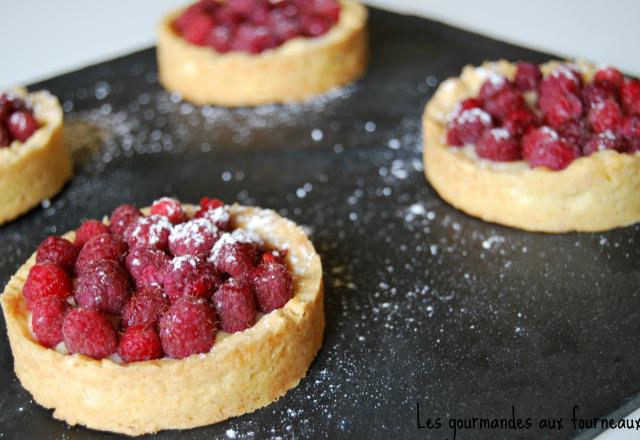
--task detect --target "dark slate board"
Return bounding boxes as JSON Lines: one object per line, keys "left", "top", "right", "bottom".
{"left": 1, "top": 7, "right": 639, "bottom": 440}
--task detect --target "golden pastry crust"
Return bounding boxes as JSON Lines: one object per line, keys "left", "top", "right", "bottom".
{"left": 157, "top": 0, "right": 369, "bottom": 106}
{"left": 0, "top": 90, "right": 72, "bottom": 225}
{"left": 0, "top": 204, "right": 324, "bottom": 436}
{"left": 423, "top": 59, "right": 640, "bottom": 233}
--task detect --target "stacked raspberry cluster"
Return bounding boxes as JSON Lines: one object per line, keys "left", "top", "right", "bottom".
{"left": 24, "top": 197, "right": 294, "bottom": 362}
{"left": 0, "top": 93, "right": 40, "bottom": 147}
{"left": 446, "top": 63, "right": 640, "bottom": 170}
{"left": 173, "top": 0, "right": 341, "bottom": 54}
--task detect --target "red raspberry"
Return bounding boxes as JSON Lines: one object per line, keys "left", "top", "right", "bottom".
{"left": 31, "top": 296, "right": 69, "bottom": 348}
{"left": 542, "top": 91, "right": 583, "bottom": 128}
{"left": 514, "top": 62, "right": 542, "bottom": 91}
{"left": 540, "top": 65, "right": 582, "bottom": 97}
{"left": 109, "top": 204, "right": 141, "bottom": 237}
{"left": 169, "top": 218, "right": 219, "bottom": 257}
{"left": 125, "top": 247, "right": 170, "bottom": 290}
{"left": 621, "top": 79, "right": 640, "bottom": 115}
{"left": 117, "top": 325, "right": 163, "bottom": 363}
{"left": 526, "top": 138, "right": 580, "bottom": 171}
{"left": 475, "top": 128, "right": 521, "bottom": 161}
{"left": 478, "top": 74, "right": 511, "bottom": 102}
{"left": 522, "top": 126, "right": 560, "bottom": 159}
{"left": 62, "top": 308, "right": 117, "bottom": 360}
{"left": 124, "top": 215, "right": 173, "bottom": 251}
{"left": 159, "top": 296, "right": 217, "bottom": 359}
{"left": 503, "top": 107, "right": 539, "bottom": 137}
{"left": 121, "top": 287, "right": 169, "bottom": 329}
{"left": 260, "top": 249, "right": 287, "bottom": 265}
{"left": 252, "top": 260, "right": 293, "bottom": 313}
{"left": 183, "top": 12, "right": 215, "bottom": 45}
{"left": 199, "top": 197, "right": 224, "bottom": 211}
{"left": 74, "top": 260, "right": 132, "bottom": 315}
{"left": 581, "top": 84, "right": 616, "bottom": 110}
{"left": 593, "top": 66, "right": 624, "bottom": 91}
{"left": 23, "top": 263, "right": 71, "bottom": 309}
{"left": 164, "top": 255, "right": 220, "bottom": 302}
{"left": 150, "top": 197, "right": 188, "bottom": 225}
{"left": 622, "top": 115, "right": 640, "bottom": 142}
{"left": 446, "top": 108, "right": 493, "bottom": 146}
{"left": 212, "top": 278, "right": 256, "bottom": 333}
{"left": 556, "top": 119, "right": 590, "bottom": 147}
{"left": 588, "top": 99, "right": 623, "bottom": 133}
{"left": 483, "top": 88, "right": 527, "bottom": 121}
{"left": 35, "top": 236, "right": 78, "bottom": 273}
{"left": 75, "top": 233, "right": 127, "bottom": 274}
{"left": 583, "top": 131, "right": 626, "bottom": 156}
{"left": 197, "top": 206, "right": 231, "bottom": 231}
{"left": 210, "top": 231, "right": 259, "bottom": 279}
{"left": 0, "top": 124, "right": 11, "bottom": 147}
{"left": 309, "top": 0, "right": 341, "bottom": 21}
{"left": 7, "top": 109, "right": 39, "bottom": 142}
{"left": 74, "top": 220, "right": 109, "bottom": 249}
{"left": 447, "top": 98, "right": 482, "bottom": 122}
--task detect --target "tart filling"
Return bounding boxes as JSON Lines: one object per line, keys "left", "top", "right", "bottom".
{"left": 423, "top": 60, "right": 640, "bottom": 232}
{"left": 174, "top": 0, "right": 342, "bottom": 54}
{"left": 1, "top": 198, "right": 324, "bottom": 434}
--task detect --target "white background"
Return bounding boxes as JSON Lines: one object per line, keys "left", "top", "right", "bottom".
{"left": 2, "top": 1, "right": 640, "bottom": 438}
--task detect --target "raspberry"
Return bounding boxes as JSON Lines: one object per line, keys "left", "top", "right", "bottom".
{"left": 23, "top": 263, "right": 71, "bottom": 309}
{"left": 252, "top": 261, "right": 293, "bottom": 313}
{"left": 150, "top": 197, "right": 188, "bottom": 225}
{"left": 583, "top": 131, "right": 626, "bottom": 156}
{"left": 74, "top": 260, "right": 132, "bottom": 314}
{"left": 74, "top": 220, "right": 110, "bottom": 249}
{"left": 542, "top": 91, "right": 583, "bottom": 128}
{"left": 121, "top": 287, "right": 169, "bottom": 329}
{"left": 0, "top": 124, "right": 11, "bottom": 147}
{"left": 62, "top": 308, "right": 117, "bottom": 360}
{"left": 183, "top": 12, "right": 215, "bottom": 45}
{"left": 556, "top": 119, "right": 590, "bottom": 147}
{"left": 196, "top": 197, "right": 224, "bottom": 214}
{"left": 622, "top": 115, "right": 640, "bottom": 142}
{"left": 310, "top": 0, "right": 341, "bottom": 21}
{"left": 522, "top": 126, "right": 559, "bottom": 160}
{"left": 483, "top": 88, "right": 527, "bottom": 121}
{"left": 164, "top": 255, "right": 220, "bottom": 302}
{"left": 621, "top": 79, "right": 640, "bottom": 115}
{"left": 593, "top": 66, "right": 624, "bottom": 91}
{"left": 447, "top": 98, "right": 482, "bottom": 121}
{"left": 169, "top": 218, "right": 219, "bottom": 257}
{"left": 75, "top": 233, "right": 127, "bottom": 274}
{"left": 446, "top": 108, "right": 493, "bottom": 146}
{"left": 475, "top": 128, "right": 521, "bottom": 161}
{"left": 478, "top": 74, "right": 511, "bottom": 102}
{"left": 503, "top": 108, "right": 538, "bottom": 137}
{"left": 588, "top": 99, "right": 623, "bottom": 133}
{"left": 35, "top": 236, "right": 78, "bottom": 273}
{"left": 124, "top": 215, "right": 173, "bottom": 251}
{"left": 514, "top": 62, "right": 542, "bottom": 91}
{"left": 197, "top": 206, "right": 231, "bottom": 231}
{"left": 117, "top": 325, "right": 163, "bottom": 363}
{"left": 159, "top": 296, "right": 217, "bottom": 359}
{"left": 540, "top": 65, "right": 582, "bottom": 97}
{"left": 260, "top": 249, "right": 287, "bottom": 265}
{"left": 31, "top": 296, "right": 69, "bottom": 348}
{"left": 212, "top": 278, "right": 256, "bottom": 333}
{"left": 109, "top": 204, "right": 141, "bottom": 237}
{"left": 526, "top": 138, "right": 580, "bottom": 171}
{"left": 581, "top": 84, "right": 616, "bottom": 110}
{"left": 125, "top": 247, "right": 170, "bottom": 289}
{"left": 210, "top": 231, "right": 259, "bottom": 279}
{"left": 7, "top": 109, "right": 39, "bottom": 142}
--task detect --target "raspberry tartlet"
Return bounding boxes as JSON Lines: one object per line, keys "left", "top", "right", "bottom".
{"left": 157, "top": 0, "right": 369, "bottom": 106}
{"left": 0, "top": 89, "right": 72, "bottom": 225}
{"left": 423, "top": 60, "right": 640, "bottom": 232}
{"left": 1, "top": 198, "right": 324, "bottom": 435}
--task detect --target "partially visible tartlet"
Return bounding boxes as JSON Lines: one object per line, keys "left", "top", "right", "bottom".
{"left": 157, "top": 0, "right": 369, "bottom": 106}
{"left": 1, "top": 197, "right": 324, "bottom": 435}
{"left": 423, "top": 60, "right": 640, "bottom": 232}
{"left": 0, "top": 89, "right": 72, "bottom": 225}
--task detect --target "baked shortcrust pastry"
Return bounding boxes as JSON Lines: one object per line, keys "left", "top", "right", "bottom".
{"left": 423, "top": 60, "right": 640, "bottom": 232}
{"left": 1, "top": 197, "right": 324, "bottom": 435}
{"left": 157, "top": 0, "right": 369, "bottom": 106}
{"left": 0, "top": 90, "right": 72, "bottom": 224}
